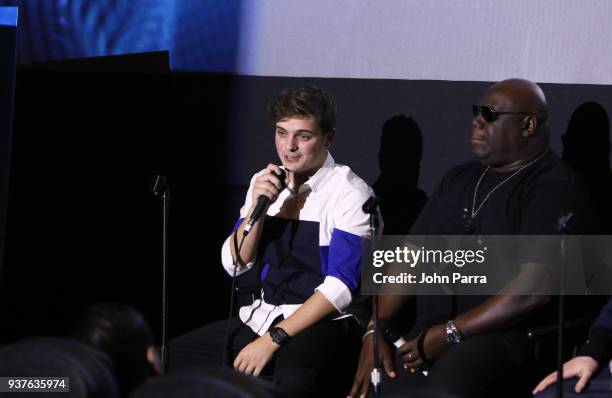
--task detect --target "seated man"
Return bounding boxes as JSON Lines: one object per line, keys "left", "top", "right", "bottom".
{"left": 349, "top": 79, "right": 591, "bottom": 398}
{"left": 0, "top": 337, "right": 119, "bottom": 398}
{"left": 169, "top": 85, "right": 375, "bottom": 397}
{"left": 0, "top": 302, "right": 157, "bottom": 398}
{"left": 533, "top": 297, "right": 612, "bottom": 397}
{"left": 71, "top": 302, "right": 161, "bottom": 396}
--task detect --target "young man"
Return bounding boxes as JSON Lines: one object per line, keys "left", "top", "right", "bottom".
{"left": 170, "top": 86, "right": 375, "bottom": 397}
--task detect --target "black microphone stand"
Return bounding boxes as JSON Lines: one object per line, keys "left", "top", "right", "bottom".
{"left": 555, "top": 212, "right": 573, "bottom": 398}
{"left": 363, "top": 197, "right": 382, "bottom": 395}
{"left": 151, "top": 175, "right": 170, "bottom": 373}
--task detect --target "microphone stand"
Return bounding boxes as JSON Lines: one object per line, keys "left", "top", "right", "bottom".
{"left": 363, "top": 197, "right": 382, "bottom": 395}
{"left": 151, "top": 175, "right": 170, "bottom": 373}
{"left": 555, "top": 213, "right": 573, "bottom": 398}
{"left": 372, "top": 295, "right": 381, "bottom": 395}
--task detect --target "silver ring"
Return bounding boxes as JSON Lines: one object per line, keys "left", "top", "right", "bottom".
{"left": 408, "top": 353, "right": 412, "bottom": 359}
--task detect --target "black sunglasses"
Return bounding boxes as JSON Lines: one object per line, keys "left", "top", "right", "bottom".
{"left": 472, "top": 105, "right": 533, "bottom": 123}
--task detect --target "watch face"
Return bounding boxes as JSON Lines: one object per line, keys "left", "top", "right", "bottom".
{"left": 270, "top": 327, "right": 289, "bottom": 346}
{"left": 270, "top": 329, "right": 281, "bottom": 343}
{"left": 445, "top": 323, "right": 462, "bottom": 344}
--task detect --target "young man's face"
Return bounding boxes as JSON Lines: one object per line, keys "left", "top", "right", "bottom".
{"left": 274, "top": 116, "right": 333, "bottom": 176}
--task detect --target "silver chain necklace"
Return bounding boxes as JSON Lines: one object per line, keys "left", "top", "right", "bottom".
{"left": 470, "top": 148, "right": 549, "bottom": 218}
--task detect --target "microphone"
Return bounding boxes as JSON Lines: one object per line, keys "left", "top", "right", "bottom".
{"left": 150, "top": 175, "right": 167, "bottom": 196}
{"left": 362, "top": 196, "right": 383, "bottom": 214}
{"left": 243, "top": 168, "right": 286, "bottom": 236}
{"left": 378, "top": 318, "right": 407, "bottom": 348}
{"left": 557, "top": 212, "right": 573, "bottom": 233}
{"left": 384, "top": 327, "right": 407, "bottom": 349}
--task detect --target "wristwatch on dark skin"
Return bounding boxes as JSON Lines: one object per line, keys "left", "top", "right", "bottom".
{"left": 445, "top": 320, "right": 464, "bottom": 344}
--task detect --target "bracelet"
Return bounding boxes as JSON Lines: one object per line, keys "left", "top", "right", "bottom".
{"left": 362, "top": 329, "right": 375, "bottom": 341}
{"left": 417, "top": 327, "right": 431, "bottom": 367}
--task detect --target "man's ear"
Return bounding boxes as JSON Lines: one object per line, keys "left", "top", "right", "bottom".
{"left": 522, "top": 115, "right": 537, "bottom": 137}
{"left": 325, "top": 128, "right": 336, "bottom": 147}
{"left": 147, "top": 346, "right": 162, "bottom": 375}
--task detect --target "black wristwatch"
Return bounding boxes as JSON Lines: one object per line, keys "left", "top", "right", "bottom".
{"left": 269, "top": 326, "right": 291, "bottom": 347}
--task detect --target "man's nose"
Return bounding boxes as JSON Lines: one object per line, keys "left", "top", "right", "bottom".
{"left": 286, "top": 137, "right": 298, "bottom": 151}
{"left": 472, "top": 115, "right": 485, "bottom": 130}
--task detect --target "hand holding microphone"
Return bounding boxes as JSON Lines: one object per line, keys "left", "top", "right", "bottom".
{"left": 384, "top": 327, "right": 408, "bottom": 349}
{"left": 376, "top": 318, "right": 407, "bottom": 349}
{"left": 244, "top": 164, "right": 287, "bottom": 236}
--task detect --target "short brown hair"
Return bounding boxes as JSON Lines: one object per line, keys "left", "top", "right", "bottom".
{"left": 268, "top": 85, "right": 337, "bottom": 134}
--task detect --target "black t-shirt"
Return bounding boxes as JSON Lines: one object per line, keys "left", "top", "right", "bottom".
{"left": 408, "top": 149, "right": 590, "bottom": 332}
{"left": 411, "top": 149, "right": 586, "bottom": 235}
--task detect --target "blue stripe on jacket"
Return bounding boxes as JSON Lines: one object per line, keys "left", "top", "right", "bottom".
{"left": 322, "top": 228, "right": 362, "bottom": 293}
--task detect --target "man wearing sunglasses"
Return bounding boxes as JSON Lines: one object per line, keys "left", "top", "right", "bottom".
{"left": 350, "top": 79, "right": 591, "bottom": 398}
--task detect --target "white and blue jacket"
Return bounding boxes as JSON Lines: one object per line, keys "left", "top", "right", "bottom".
{"left": 221, "top": 153, "right": 374, "bottom": 335}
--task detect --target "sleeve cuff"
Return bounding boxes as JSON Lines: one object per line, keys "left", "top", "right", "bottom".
{"left": 221, "top": 235, "right": 255, "bottom": 277}
{"left": 577, "top": 328, "right": 612, "bottom": 368}
{"left": 315, "top": 276, "right": 352, "bottom": 312}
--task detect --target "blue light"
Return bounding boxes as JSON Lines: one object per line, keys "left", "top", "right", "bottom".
{"left": 0, "top": 6, "right": 17, "bottom": 27}
{"left": 9, "top": 0, "right": 242, "bottom": 72}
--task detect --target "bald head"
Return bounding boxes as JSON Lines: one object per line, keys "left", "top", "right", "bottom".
{"left": 471, "top": 78, "right": 550, "bottom": 171}
{"left": 488, "top": 79, "right": 548, "bottom": 126}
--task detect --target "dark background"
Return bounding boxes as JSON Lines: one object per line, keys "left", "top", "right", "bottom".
{"left": 1, "top": 59, "right": 236, "bottom": 342}
{"left": 0, "top": 9, "right": 17, "bottom": 339}
{"left": 1, "top": 52, "right": 611, "bottom": 345}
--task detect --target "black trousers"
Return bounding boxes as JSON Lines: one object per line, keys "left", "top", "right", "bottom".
{"left": 377, "top": 330, "right": 539, "bottom": 398}
{"left": 168, "top": 316, "right": 362, "bottom": 398}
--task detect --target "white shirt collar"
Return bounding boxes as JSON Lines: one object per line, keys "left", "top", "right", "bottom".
{"left": 287, "top": 151, "right": 335, "bottom": 194}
